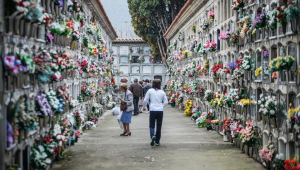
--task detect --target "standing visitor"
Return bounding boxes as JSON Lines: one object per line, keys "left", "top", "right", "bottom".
{"left": 130, "top": 78, "right": 142, "bottom": 116}
{"left": 143, "top": 79, "right": 151, "bottom": 112}
{"left": 138, "top": 80, "right": 144, "bottom": 113}
{"left": 119, "top": 83, "right": 134, "bottom": 136}
{"left": 143, "top": 79, "right": 168, "bottom": 146}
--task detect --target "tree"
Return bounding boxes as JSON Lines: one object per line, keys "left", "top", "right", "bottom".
{"left": 127, "top": 0, "right": 187, "bottom": 67}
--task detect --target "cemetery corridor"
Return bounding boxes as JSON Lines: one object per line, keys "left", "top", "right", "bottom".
{"left": 52, "top": 106, "right": 265, "bottom": 170}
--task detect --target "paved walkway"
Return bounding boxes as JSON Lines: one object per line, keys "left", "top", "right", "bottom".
{"left": 52, "top": 106, "right": 265, "bottom": 170}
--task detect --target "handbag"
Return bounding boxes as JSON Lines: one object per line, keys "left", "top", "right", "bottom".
{"left": 120, "top": 91, "right": 127, "bottom": 111}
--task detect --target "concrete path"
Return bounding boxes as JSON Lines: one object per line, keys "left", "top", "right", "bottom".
{"left": 52, "top": 106, "right": 265, "bottom": 170}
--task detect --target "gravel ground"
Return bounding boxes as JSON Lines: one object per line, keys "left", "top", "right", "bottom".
{"left": 52, "top": 106, "right": 265, "bottom": 170}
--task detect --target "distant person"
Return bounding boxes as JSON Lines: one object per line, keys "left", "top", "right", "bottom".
{"left": 129, "top": 78, "right": 142, "bottom": 116}
{"left": 138, "top": 80, "right": 144, "bottom": 113}
{"left": 143, "top": 79, "right": 168, "bottom": 146}
{"left": 143, "top": 79, "right": 151, "bottom": 112}
{"left": 119, "top": 83, "right": 134, "bottom": 136}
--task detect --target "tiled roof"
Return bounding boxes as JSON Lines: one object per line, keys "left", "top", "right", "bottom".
{"left": 113, "top": 38, "right": 145, "bottom": 43}
{"left": 96, "top": 0, "right": 118, "bottom": 39}
{"left": 163, "top": 0, "right": 194, "bottom": 37}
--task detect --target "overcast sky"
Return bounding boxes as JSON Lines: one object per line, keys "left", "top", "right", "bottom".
{"left": 101, "top": 0, "right": 139, "bottom": 38}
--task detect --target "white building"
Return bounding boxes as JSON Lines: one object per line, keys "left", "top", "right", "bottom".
{"left": 112, "top": 38, "right": 168, "bottom": 86}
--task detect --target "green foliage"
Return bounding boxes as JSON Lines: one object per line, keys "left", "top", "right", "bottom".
{"left": 127, "top": 0, "right": 187, "bottom": 59}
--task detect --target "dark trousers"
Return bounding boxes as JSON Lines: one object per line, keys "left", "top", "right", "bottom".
{"left": 147, "top": 104, "right": 149, "bottom": 111}
{"left": 149, "top": 111, "right": 163, "bottom": 143}
{"left": 133, "top": 97, "right": 139, "bottom": 115}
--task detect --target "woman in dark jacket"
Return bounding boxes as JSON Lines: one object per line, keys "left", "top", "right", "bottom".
{"left": 120, "top": 83, "right": 134, "bottom": 136}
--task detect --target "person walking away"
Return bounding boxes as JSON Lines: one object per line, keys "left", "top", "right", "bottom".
{"left": 130, "top": 78, "right": 142, "bottom": 116}
{"left": 143, "top": 79, "right": 168, "bottom": 146}
{"left": 143, "top": 79, "right": 151, "bottom": 112}
{"left": 138, "top": 80, "right": 144, "bottom": 113}
{"left": 119, "top": 83, "right": 134, "bottom": 136}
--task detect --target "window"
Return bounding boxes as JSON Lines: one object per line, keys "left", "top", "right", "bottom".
{"left": 132, "top": 56, "right": 139, "bottom": 63}
{"left": 263, "top": 49, "right": 269, "bottom": 82}
{"left": 277, "top": 93, "right": 287, "bottom": 128}
{"left": 120, "top": 56, "right": 128, "bottom": 63}
{"left": 250, "top": 50, "right": 256, "bottom": 81}
{"left": 144, "top": 56, "right": 150, "bottom": 63}
{"left": 288, "top": 43, "right": 297, "bottom": 81}
{"left": 255, "top": 51, "right": 262, "bottom": 81}
{"left": 142, "top": 66, "right": 151, "bottom": 73}
{"left": 131, "top": 66, "right": 140, "bottom": 74}
{"left": 250, "top": 89, "right": 256, "bottom": 119}
{"left": 154, "top": 75, "right": 162, "bottom": 82}
{"left": 119, "top": 66, "right": 129, "bottom": 74}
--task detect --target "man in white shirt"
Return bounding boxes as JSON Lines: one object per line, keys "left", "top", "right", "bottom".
{"left": 143, "top": 79, "right": 168, "bottom": 146}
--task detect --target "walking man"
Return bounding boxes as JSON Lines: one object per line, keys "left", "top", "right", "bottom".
{"left": 130, "top": 78, "right": 142, "bottom": 116}
{"left": 143, "top": 79, "right": 151, "bottom": 112}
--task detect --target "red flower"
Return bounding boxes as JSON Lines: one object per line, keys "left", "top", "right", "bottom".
{"left": 283, "top": 0, "right": 287, "bottom": 3}
{"left": 276, "top": 14, "right": 281, "bottom": 19}
{"left": 276, "top": 6, "right": 281, "bottom": 11}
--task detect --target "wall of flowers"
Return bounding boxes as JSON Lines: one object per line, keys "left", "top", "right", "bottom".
{"left": 1, "top": 0, "right": 119, "bottom": 169}
{"left": 166, "top": 0, "right": 300, "bottom": 169}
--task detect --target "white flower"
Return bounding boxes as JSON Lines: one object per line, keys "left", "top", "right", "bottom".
{"left": 260, "top": 104, "right": 264, "bottom": 108}
{"left": 270, "top": 110, "right": 275, "bottom": 115}
{"left": 38, "top": 145, "right": 45, "bottom": 152}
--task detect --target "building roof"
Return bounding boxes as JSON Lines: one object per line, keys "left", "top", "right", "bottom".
{"left": 113, "top": 38, "right": 145, "bottom": 43}
{"left": 163, "top": 0, "right": 194, "bottom": 37}
{"left": 86, "top": 0, "right": 118, "bottom": 40}
{"left": 97, "top": 0, "right": 118, "bottom": 39}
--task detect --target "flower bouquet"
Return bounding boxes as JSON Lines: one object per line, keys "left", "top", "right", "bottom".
{"left": 259, "top": 141, "right": 276, "bottom": 163}
{"left": 184, "top": 100, "right": 193, "bottom": 116}
{"left": 204, "top": 90, "right": 213, "bottom": 102}
{"left": 241, "top": 55, "right": 253, "bottom": 71}
{"left": 200, "top": 19, "right": 211, "bottom": 31}
{"left": 284, "top": 157, "right": 300, "bottom": 170}
{"left": 252, "top": 11, "right": 269, "bottom": 29}
{"left": 191, "top": 25, "right": 196, "bottom": 34}
{"left": 239, "top": 120, "right": 255, "bottom": 147}
{"left": 267, "top": 9, "right": 278, "bottom": 30}
{"left": 218, "top": 30, "right": 231, "bottom": 41}
{"left": 255, "top": 67, "right": 262, "bottom": 76}
{"left": 231, "top": 0, "right": 244, "bottom": 10}
{"left": 258, "top": 94, "right": 277, "bottom": 118}
{"left": 208, "top": 10, "right": 215, "bottom": 21}
{"left": 120, "top": 79, "right": 128, "bottom": 83}
{"left": 229, "top": 33, "right": 239, "bottom": 45}
{"left": 205, "top": 40, "right": 217, "bottom": 52}
{"left": 268, "top": 55, "right": 295, "bottom": 73}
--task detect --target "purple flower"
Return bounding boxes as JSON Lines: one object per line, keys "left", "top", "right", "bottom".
{"left": 227, "top": 61, "right": 238, "bottom": 70}
{"left": 7, "top": 121, "right": 14, "bottom": 147}
{"left": 263, "top": 51, "right": 269, "bottom": 58}
{"left": 58, "top": 0, "right": 64, "bottom": 8}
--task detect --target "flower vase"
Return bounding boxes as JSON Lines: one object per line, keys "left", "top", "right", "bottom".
{"left": 37, "top": 24, "right": 45, "bottom": 41}
{"left": 223, "top": 134, "right": 229, "bottom": 142}
{"left": 244, "top": 145, "right": 249, "bottom": 155}
{"left": 240, "top": 144, "right": 244, "bottom": 152}
{"left": 226, "top": 133, "right": 231, "bottom": 142}
{"left": 45, "top": 116, "right": 49, "bottom": 127}
{"left": 215, "top": 124, "right": 219, "bottom": 132}
{"left": 171, "top": 103, "right": 175, "bottom": 107}
{"left": 18, "top": 130, "right": 24, "bottom": 143}
{"left": 30, "top": 23, "right": 38, "bottom": 39}
{"left": 227, "top": 39, "right": 230, "bottom": 47}
{"left": 282, "top": 23, "right": 287, "bottom": 34}
{"left": 71, "top": 41, "right": 77, "bottom": 50}
{"left": 75, "top": 137, "right": 78, "bottom": 142}
{"left": 270, "top": 117, "right": 277, "bottom": 128}
{"left": 87, "top": 125, "right": 91, "bottom": 130}
{"left": 293, "top": 130, "right": 298, "bottom": 142}
{"left": 39, "top": 117, "right": 45, "bottom": 128}
{"left": 290, "top": 18, "right": 297, "bottom": 33}
{"left": 234, "top": 138, "right": 238, "bottom": 147}
{"left": 248, "top": 146, "right": 253, "bottom": 157}
{"left": 46, "top": 0, "right": 51, "bottom": 13}
{"left": 237, "top": 139, "right": 241, "bottom": 148}
{"left": 50, "top": 1, "right": 55, "bottom": 14}
{"left": 206, "top": 126, "right": 212, "bottom": 131}
{"left": 235, "top": 11, "right": 239, "bottom": 21}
